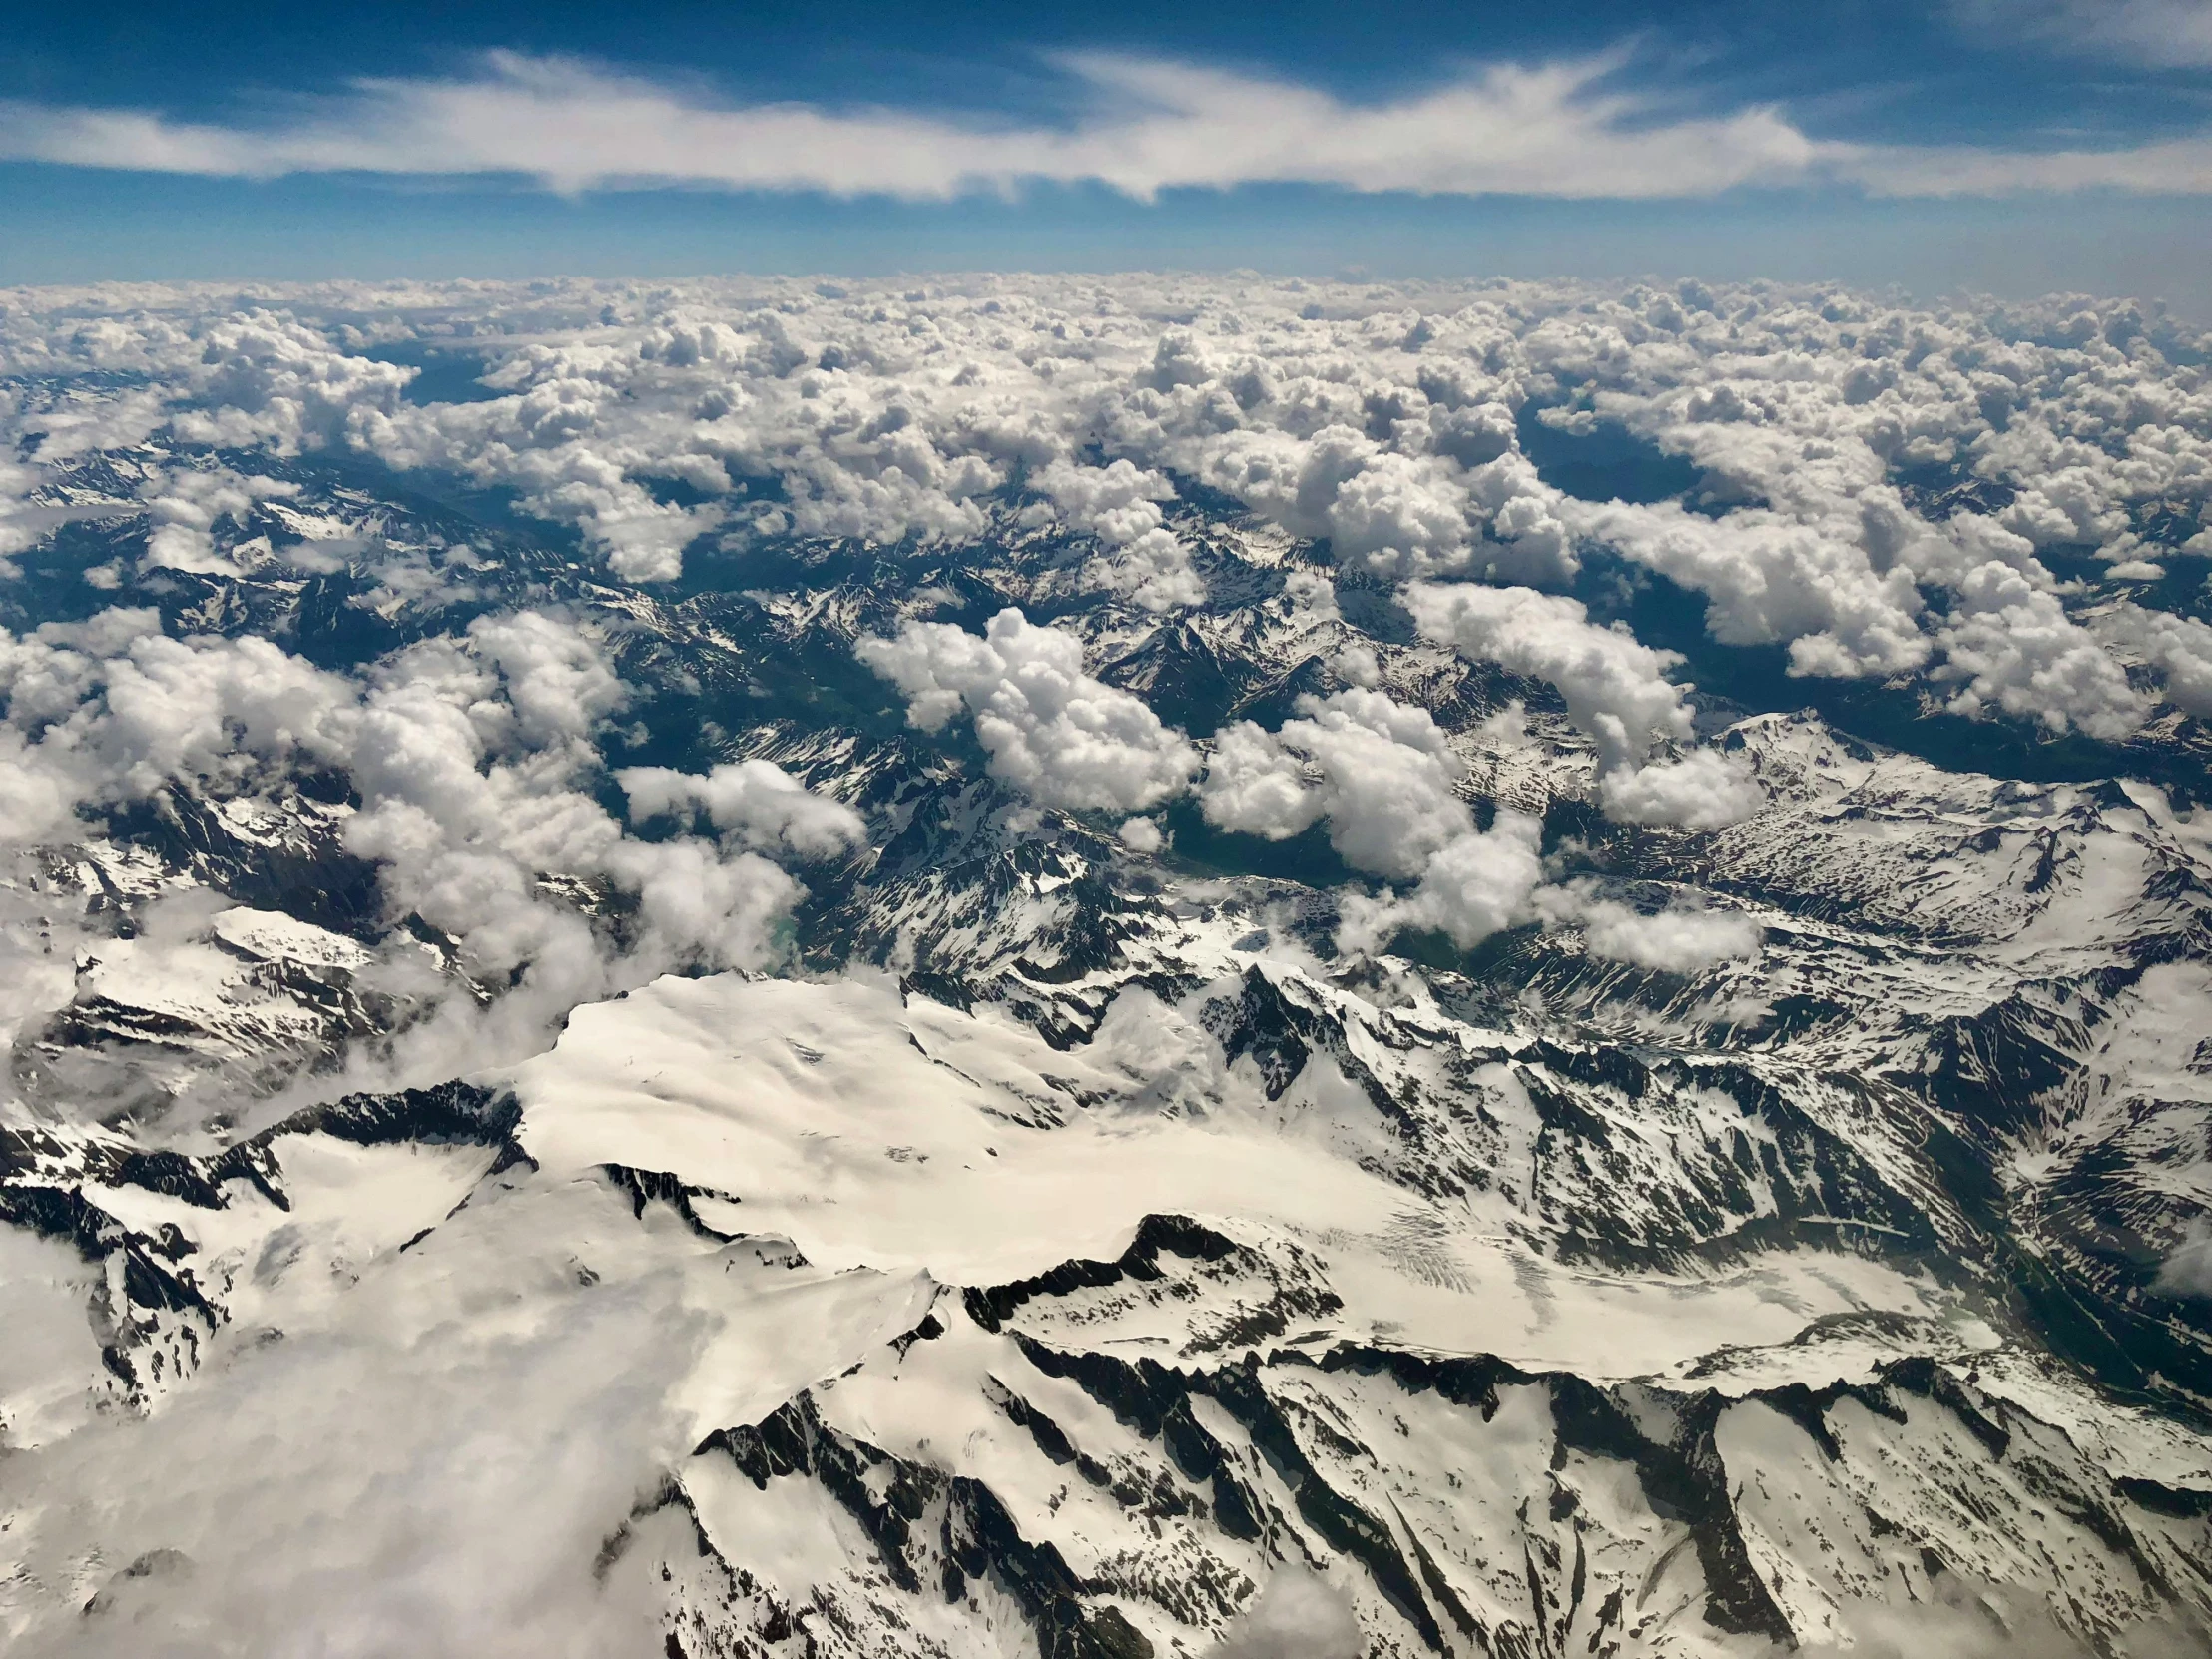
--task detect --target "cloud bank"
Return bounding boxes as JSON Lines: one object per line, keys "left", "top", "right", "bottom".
{"left": 859, "top": 612, "right": 1759, "bottom": 968}
{"left": 7, "top": 273, "right": 2210, "bottom": 746}
{"left": 3, "top": 50, "right": 2212, "bottom": 200}
{"left": 8, "top": 270, "right": 2210, "bottom": 1007}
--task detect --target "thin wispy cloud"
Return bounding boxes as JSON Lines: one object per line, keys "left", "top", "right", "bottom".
{"left": 1, "top": 50, "right": 2209, "bottom": 200}
{"left": 1850, "top": 131, "right": 2212, "bottom": 195}
{"left": 0, "top": 52, "right": 1825, "bottom": 199}
{"left": 1952, "top": 0, "right": 2212, "bottom": 69}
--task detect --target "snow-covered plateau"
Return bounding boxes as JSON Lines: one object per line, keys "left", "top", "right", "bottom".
{"left": 2, "top": 273, "right": 2211, "bottom": 1657}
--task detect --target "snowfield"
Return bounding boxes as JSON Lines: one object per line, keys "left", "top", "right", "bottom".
{"left": 1, "top": 273, "right": 2210, "bottom": 1656}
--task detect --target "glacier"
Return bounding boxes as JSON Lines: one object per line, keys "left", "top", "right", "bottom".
{"left": 0, "top": 275, "right": 2209, "bottom": 1657}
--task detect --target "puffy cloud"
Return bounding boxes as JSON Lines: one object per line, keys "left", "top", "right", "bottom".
{"left": 0, "top": 604, "right": 850, "bottom": 1108}
{"left": 0, "top": 725, "right": 88, "bottom": 843}
{"left": 1200, "top": 687, "right": 1560, "bottom": 952}
{"left": 1029, "top": 457, "right": 1203, "bottom": 611}
{"left": 1202, "top": 425, "right": 1479, "bottom": 579}
{"left": 332, "top": 619, "right": 813, "bottom": 982}
{"left": 352, "top": 388, "right": 722, "bottom": 583}
{"left": 617, "top": 759, "right": 866, "bottom": 858}
{"left": 2095, "top": 603, "right": 2212, "bottom": 719}
{"left": 1, "top": 273, "right": 2202, "bottom": 753}
{"left": 462, "top": 610, "right": 633, "bottom": 747}
{"left": 1310, "top": 747, "right": 1758, "bottom": 965}
{"left": 1096, "top": 531, "right": 1207, "bottom": 611}
{"left": 0, "top": 611, "right": 359, "bottom": 822}
{"left": 1536, "top": 882, "right": 1765, "bottom": 971}
{"left": 1337, "top": 810, "right": 1548, "bottom": 952}
{"left": 1206, "top": 1571, "right": 1364, "bottom": 1659}
{"left": 1199, "top": 718, "right": 1328, "bottom": 844}
{"left": 1402, "top": 581, "right": 1695, "bottom": 771}
{"left": 180, "top": 313, "right": 414, "bottom": 446}
{"left": 1202, "top": 688, "right": 1473, "bottom": 877}
{"left": 136, "top": 465, "right": 301, "bottom": 575}
{"left": 1934, "top": 563, "right": 2148, "bottom": 739}
{"left": 1199, "top": 684, "right": 1758, "bottom": 953}
{"left": 1458, "top": 451, "right": 1579, "bottom": 585}
{"left": 1598, "top": 748, "right": 1767, "bottom": 830}
{"left": 857, "top": 606, "right": 1198, "bottom": 814}
{"left": 1116, "top": 815, "right": 1165, "bottom": 853}
{"left": 601, "top": 836, "right": 804, "bottom": 966}
{"left": 1281, "top": 570, "right": 1342, "bottom": 621}
{"left": 1569, "top": 501, "right": 1933, "bottom": 680}
{"left": 1184, "top": 423, "right": 1579, "bottom": 583}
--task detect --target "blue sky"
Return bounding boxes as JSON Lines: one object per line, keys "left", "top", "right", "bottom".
{"left": 3, "top": 0, "right": 2210, "bottom": 307}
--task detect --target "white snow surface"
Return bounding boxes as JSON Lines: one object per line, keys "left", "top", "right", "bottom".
{"left": 509, "top": 972, "right": 1950, "bottom": 1369}
{"left": 2, "top": 273, "right": 2212, "bottom": 1658}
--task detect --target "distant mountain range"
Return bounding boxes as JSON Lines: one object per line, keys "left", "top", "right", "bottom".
{"left": 3, "top": 276, "right": 2211, "bottom": 1658}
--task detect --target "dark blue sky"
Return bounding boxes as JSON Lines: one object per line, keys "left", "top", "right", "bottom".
{"left": 3, "top": 0, "right": 2208, "bottom": 305}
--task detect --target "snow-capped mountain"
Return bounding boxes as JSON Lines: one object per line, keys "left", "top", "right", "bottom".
{"left": 2, "top": 275, "right": 2211, "bottom": 1658}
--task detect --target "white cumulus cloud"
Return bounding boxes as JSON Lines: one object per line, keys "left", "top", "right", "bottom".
{"left": 1402, "top": 582, "right": 1695, "bottom": 773}
{"left": 858, "top": 606, "right": 1198, "bottom": 814}
{"left": 618, "top": 759, "right": 866, "bottom": 859}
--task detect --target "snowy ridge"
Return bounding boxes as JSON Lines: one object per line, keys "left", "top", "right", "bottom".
{"left": 2, "top": 275, "right": 2212, "bottom": 1655}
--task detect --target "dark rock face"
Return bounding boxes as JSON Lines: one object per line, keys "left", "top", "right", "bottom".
{"left": 251, "top": 1080, "right": 521, "bottom": 1155}
{"left": 106, "top": 787, "right": 385, "bottom": 938}
{"left": 694, "top": 1392, "right": 1157, "bottom": 1659}
{"left": 0, "top": 1081, "right": 522, "bottom": 1404}
{"left": 632, "top": 1232, "right": 2212, "bottom": 1658}
{"left": 5, "top": 433, "right": 2212, "bottom": 1658}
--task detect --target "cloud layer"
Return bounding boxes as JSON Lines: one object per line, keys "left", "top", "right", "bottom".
{"left": 7, "top": 273, "right": 2210, "bottom": 744}
{"left": 4, "top": 51, "right": 2212, "bottom": 200}
{"left": 0, "top": 602, "right": 860, "bottom": 1112}
{"left": 6, "top": 269, "right": 2208, "bottom": 1008}
{"left": 1952, "top": 0, "right": 2212, "bottom": 69}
